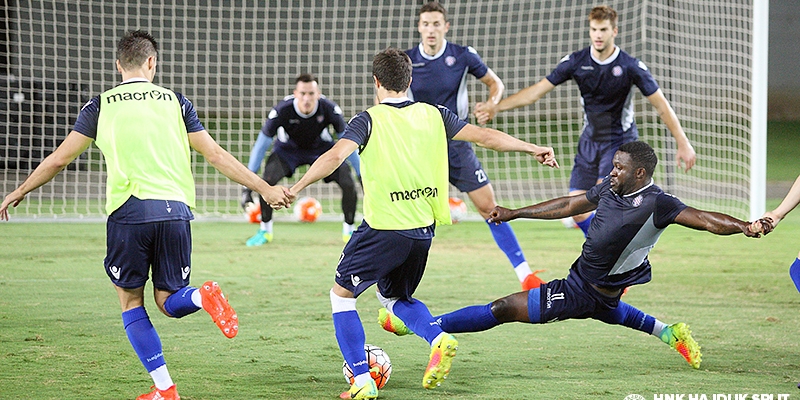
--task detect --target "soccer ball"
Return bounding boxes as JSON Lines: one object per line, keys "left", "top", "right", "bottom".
{"left": 293, "top": 197, "right": 321, "bottom": 223}
{"left": 342, "top": 344, "right": 392, "bottom": 389}
{"left": 245, "top": 202, "right": 261, "bottom": 223}
{"left": 449, "top": 197, "right": 468, "bottom": 223}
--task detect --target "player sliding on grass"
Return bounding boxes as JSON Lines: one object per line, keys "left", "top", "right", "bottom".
{"left": 289, "top": 48, "right": 558, "bottom": 399}
{"left": 0, "top": 30, "right": 291, "bottom": 400}
{"left": 380, "top": 141, "right": 768, "bottom": 371}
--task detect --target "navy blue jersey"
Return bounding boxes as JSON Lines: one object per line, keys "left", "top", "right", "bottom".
{"left": 262, "top": 96, "right": 347, "bottom": 153}
{"left": 546, "top": 47, "right": 660, "bottom": 142}
{"left": 575, "top": 177, "right": 687, "bottom": 289}
{"left": 73, "top": 80, "right": 204, "bottom": 139}
{"left": 405, "top": 41, "right": 489, "bottom": 120}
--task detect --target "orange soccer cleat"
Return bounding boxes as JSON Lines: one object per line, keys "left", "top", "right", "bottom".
{"left": 521, "top": 270, "right": 547, "bottom": 291}
{"left": 200, "top": 281, "right": 239, "bottom": 338}
{"left": 136, "top": 384, "right": 180, "bottom": 400}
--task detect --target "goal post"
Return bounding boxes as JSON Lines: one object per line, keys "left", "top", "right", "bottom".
{"left": 0, "top": 0, "right": 762, "bottom": 222}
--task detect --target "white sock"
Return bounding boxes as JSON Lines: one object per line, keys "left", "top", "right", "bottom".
{"left": 431, "top": 332, "right": 448, "bottom": 348}
{"left": 353, "top": 372, "right": 372, "bottom": 387}
{"left": 150, "top": 365, "right": 174, "bottom": 391}
{"left": 191, "top": 288, "right": 202, "bottom": 308}
{"left": 514, "top": 261, "right": 533, "bottom": 281}
{"left": 652, "top": 320, "right": 667, "bottom": 337}
{"left": 260, "top": 220, "right": 273, "bottom": 233}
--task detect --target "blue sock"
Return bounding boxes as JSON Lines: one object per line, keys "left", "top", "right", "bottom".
{"left": 487, "top": 221, "right": 526, "bottom": 267}
{"left": 391, "top": 298, "right": 443, "bottom": 345}
{"left": 575, "top": 212, "right": 594, "bottom": 237}
{"left": 332, "top": 310, "right": 369, "bottom": 377}
{"left": 790, "top": 258, "right": 800, "bottom": 293}
{"left": 122, "top": 306, "right": 166, "bottom": 372}
{"left": 163, "top": 286, "right": 200, "bottom": 318}
{"left": 593, "top": 302, "right": 656, "bottom": 334}
{"left": 435, "top": 304, "right": 500, "bottom": 333}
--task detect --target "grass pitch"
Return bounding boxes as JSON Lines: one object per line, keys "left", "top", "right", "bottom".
{"left": 2, "top": 207, "right": 799, "bottom": 399}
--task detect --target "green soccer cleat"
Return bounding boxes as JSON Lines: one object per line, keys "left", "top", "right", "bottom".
{"left": 377, "top": 308, "right": 413, "bottom": 336}
{"left": 246, "top": 229, "right": 272, "bottom": 246}
{"left": 660, "top": 322, "right": 702, "bottom": 369}
{"left": 339, "top": 379, "right": 378, "bottom": 399}
{"left": 423, "top": 334, "right": 458, "bottom": 389}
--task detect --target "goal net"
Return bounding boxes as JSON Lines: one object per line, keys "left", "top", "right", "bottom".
{"left": 1, "top": 0, "right": 759, "bottom": 221}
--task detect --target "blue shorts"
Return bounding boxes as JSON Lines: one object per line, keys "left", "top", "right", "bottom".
{"left": 105, "top": 220, "right": 192, "bottom": 292}
{"left": 448, "top": 140, "right": 489, "bottom": 193}
{"left": 528, "top": 270, "right": 621, "bottom": 323}
{"left": 335, "top": 222, "right": 431, "bottom": 299}
{"left": 274, "top": 145, "right": 333, "bottom": 172}
{"left": 569, "top": 135, "right": 634, "bottom": 191}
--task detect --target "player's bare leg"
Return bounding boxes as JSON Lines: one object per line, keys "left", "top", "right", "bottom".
{"left": 468, "top": 185, "right": 537, "bottom": 289}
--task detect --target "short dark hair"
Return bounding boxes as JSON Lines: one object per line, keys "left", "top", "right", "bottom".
{"left": 419, "top": 1, "right": 447, "bottom": 21}
{"left": 296, "top": 73, "right": 318, "bottom": 84}
{"left": 117, "top": 30, "right": 158, "bottom": 70}
{"left": 618, "top": 141, "right": 658, "bottom": 178}
{"left": 589, "top": 5, "right": 618, "bottom": 28}
{"left": 372, "top": 48, "right": 412, "bottom": 93}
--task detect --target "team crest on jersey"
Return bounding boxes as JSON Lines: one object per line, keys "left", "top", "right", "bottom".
{"left": 317, "top": 115, "right": 324, "bottom": 123}
{"left": 612, "top": 65, "right": 623, "bottom": 77}
{"left": 445, "top": 56, "right": 456, "bottom": 66}
{"left": 632, "top": 195, "right": 643, "bottom": 207}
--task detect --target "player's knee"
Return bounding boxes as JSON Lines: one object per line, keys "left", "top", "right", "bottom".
{"left": 490, "top": 295, "right": 525, "bottom": 323}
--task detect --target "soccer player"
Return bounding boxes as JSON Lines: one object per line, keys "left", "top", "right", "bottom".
{"left": 381, "top": 141, "right": 766, "bottom": 371}
{"left": 475, "top": 5, "right": 697, "bottom": 238}
{"left": 288, "top": 48, "right": 557, "bottom": 399}
{"left": 242, "top": 73, "right": 360, "bottom": 245}
{"left": 0, "top": 31, "right": 290, "bottom": 400}
{"left": 405, "top": 1, "right": 541, "bottom": 290}
{"left": 753, "top": 176, "right": 800, "bottom": 291}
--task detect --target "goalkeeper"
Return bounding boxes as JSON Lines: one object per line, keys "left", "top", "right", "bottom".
{"left": 242, "top": 73, "right": 360, "bottom": 245}
{"left": 475, "top": 5, "right": 696, "bottom": 238}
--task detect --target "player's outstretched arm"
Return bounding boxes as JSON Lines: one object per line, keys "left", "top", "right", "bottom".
{"left": 646, "top": 89, "right": 696, "bottom": 172}
{"left": 290, "top": 138, "right": 358, "bottom": 196}
{"left": 488, "top": 194, "right": 596, "bottom": 224}
{"left": 452, "top": 124, "right": 558, "bottom": 168}
{"left": 759, "top": 174, "right": 800, "bottom": 230}
{"left": 474, "top": 78, "right": 555, "bottom": 124}
{"left": 1, "top": 131, "right": 92, "bottom": 221}
{"left": 673, "top": 206, "right": 761, "bottom": 237}
{"left": 188, "top": 129, "right": 290, "bottom": 208}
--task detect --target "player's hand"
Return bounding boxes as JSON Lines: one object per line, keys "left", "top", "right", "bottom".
{"left": 487, "top": 206, "right": 516, "bottom": 224}
{"left": 749, "top": 215, "right": 776, "bottom": 236}
{"left": 0, "top": 191, "right": 25, "bottom": 221}
{"left": 531, "top": 146, "right": 559, "bottom": 169}
{"left": 676, "top": 143, "right": 697, "bottom": 172}
{"left": 474, "top": 102, "right": 498, "bottom": 125}
{"left": 260, "top": 185, "right": 290, "bottom": 210}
